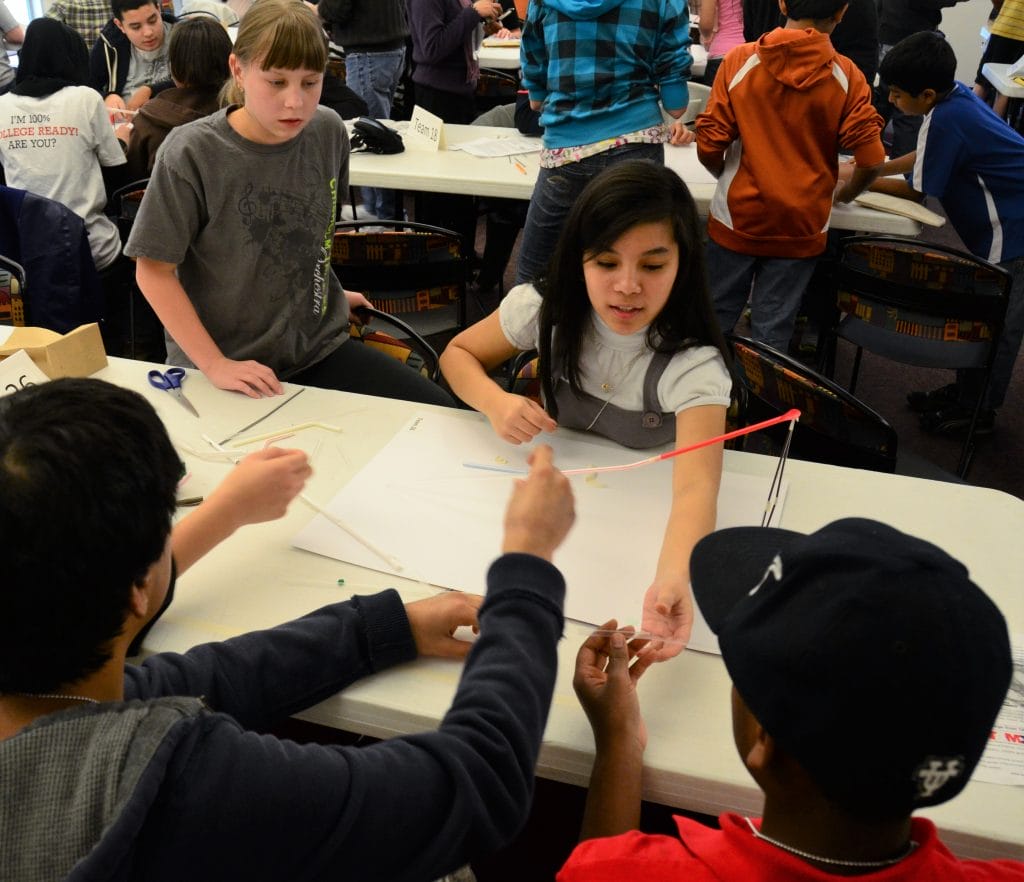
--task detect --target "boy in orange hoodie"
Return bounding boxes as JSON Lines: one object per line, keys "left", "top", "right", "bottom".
{"left": 695, "top": 0, "right": 884, "bottom": 353}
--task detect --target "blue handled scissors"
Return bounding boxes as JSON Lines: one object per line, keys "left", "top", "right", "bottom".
{"left": 148, "top": 367, "right": 200, "bottom": 418}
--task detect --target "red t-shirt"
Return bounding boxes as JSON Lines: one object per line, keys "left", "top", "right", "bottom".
{"left": 558, "top": 814, "right": 1024, "bottom": 881}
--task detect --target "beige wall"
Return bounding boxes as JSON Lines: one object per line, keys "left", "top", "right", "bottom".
{"left": 942, "top": 0, "right": 995, "bottom": 84}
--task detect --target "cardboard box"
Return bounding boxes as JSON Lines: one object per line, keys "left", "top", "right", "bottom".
{"left": 0, "top": 323, "right": 108, "bottom": 378}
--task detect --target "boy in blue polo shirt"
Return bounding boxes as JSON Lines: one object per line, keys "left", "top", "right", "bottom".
{"left": 843, "top": 31, "right": 1024, "bottom": 436}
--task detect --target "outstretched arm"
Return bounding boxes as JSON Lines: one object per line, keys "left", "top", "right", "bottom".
{"left": 172, "top": 447, "right": 312, "bottom": 576}
{"left": 440, "top": 309, "right": 557, "bottom": 443}
{"left": 642, "top": 404, "right": 725, "bottom": 659}
{"left": 699, "top": 0, "right": 718, "bottom": 45}
{"left": 129, "top": 446, "right": 576, "bottom": 882}
{"left": 877, "top": 151, "right": 916, "bottom": 177}
{"left": 136, "top": 256, "right": 284, "bottom": 398}
{"left": 868, "top": 175, "right": 924, "bottom": 200}
{"left": 574, "top": 622, "right": 654, "bottom": 840}
{"left": 126, "top": 85, "right": 153, "bottom": 111}
{"left": 667, "top": 120, "right": 696, "bottom": 146}
{"left": 834, "top": 162, "right": 882, "bottom": 203}
{"left": 838, "top": 152, "right": 923, "bottom": 200}
{"left": 867, "top": 150, "right": 925, "bottom": 199}
{"left": 501, "top": 444, "right": 575, "bottom": 556}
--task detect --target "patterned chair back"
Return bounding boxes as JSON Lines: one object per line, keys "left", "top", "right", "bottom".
{"left": 730, "top": 334, "right": 898, "bottom": 473}
{"left": 829, "top": 235, "right": 1011, "bottom": 477}
{"left": 475, "top": 69, "right": 520, "bottom": 114}
{"left": 0, "top": 254, "right": 26, "bottom": 327}
{"left": 835, "top": 236, "right": 1010, "bottom": 369}
{"left": 331, "top": 221, "right": 469, "bottom": 332}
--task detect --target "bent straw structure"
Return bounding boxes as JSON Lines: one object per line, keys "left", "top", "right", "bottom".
{"left": 464, "top": 409, "right": 802, "bottom": 477}
{"left": 200, "top": 433, "right": 405, "bottom": 572}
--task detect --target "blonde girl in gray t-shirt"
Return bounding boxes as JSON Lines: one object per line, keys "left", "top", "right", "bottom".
{"left": 126, "top": 0, "right": 452, "bottom": 406}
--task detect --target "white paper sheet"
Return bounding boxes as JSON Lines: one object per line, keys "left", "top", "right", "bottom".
{"left": 447, "top": 136, "right": 543, "bottom": 157}
{"left": 0, "top": 349, "right": 51, "bottom": 397}
{"left": 973, "top": 636, "right": 1024, "bottom": 787}
{"left": 292, "top": 411, "right": 786, "bottom": 652}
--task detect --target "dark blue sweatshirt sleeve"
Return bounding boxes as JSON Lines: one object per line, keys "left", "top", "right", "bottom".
{"left": 124, "top": 588, "right": 416, "bottom": 730}
{"left": 137, "top": 554, "right": 566, "bottom": 882}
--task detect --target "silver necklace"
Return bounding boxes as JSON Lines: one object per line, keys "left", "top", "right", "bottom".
{"left": 744, "top": 817, "right": 919, "bottom": 869}
{"left": 16, "top": 692, "right": 99, "bottom": 705}
{"left": 596, "top": 348, "right": 645, "bottom": 395}
{"left": 584, "top": 349, "right": 646, "bottom": 432}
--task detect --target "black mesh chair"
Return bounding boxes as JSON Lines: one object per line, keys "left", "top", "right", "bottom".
{"left": 108, "top": 177, "right": 150, "bottom": 245}
{"left": 106, "top": 178, "right": 166, "bottom": 361}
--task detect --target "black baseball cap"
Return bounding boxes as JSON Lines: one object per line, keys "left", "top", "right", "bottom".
{"left": 691, "top": 518, "right": 1012, "bottom": 815}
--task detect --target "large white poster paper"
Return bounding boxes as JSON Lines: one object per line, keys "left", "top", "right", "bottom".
{"left": 292, "top": 411, "right": 786, "bottom": 648}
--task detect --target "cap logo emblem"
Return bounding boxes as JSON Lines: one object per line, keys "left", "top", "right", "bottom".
{"left": 913, "top": 757, "right": 964, "bottom": 798}
{"left": 750, "top": 554, "right": 783, "bottom": 596}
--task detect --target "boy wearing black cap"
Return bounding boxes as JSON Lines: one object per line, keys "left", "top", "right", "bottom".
{"left": 559, "top": 518, "right": 1021, "bottom": 880}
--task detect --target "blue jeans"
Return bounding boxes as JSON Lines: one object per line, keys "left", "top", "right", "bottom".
{"left": 958, "top": 255, "right": 1024, "bottom": 410}
{"left": 515, "top": 142, "right": 664, "bottom": 285}
{"left": 346, "top": 49, "right": 405, "bottom": 220}
{"left": 706, "top": 238, "right": 818, "bottom": 353}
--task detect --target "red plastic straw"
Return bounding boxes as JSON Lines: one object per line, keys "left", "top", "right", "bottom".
{"left": 464, "top": 409, "right": 802, "bottom": 476}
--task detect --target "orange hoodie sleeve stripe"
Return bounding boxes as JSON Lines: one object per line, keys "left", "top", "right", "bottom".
{"left": 695, "top": 30, "right": 884, "bottom": 259}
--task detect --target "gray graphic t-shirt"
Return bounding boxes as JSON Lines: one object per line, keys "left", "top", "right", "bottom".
{"left": 125, "top": 106, "right": 349, "bottom": 376}
{"left": 123, "top": 22, "right": 172, "bottom": 98}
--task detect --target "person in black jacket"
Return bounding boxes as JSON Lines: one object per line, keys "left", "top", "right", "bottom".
{"left": 318, "top": 0, "right": 408, "bottom": 218}
{"left": 831, "top": 0, "right": 879, "bottom": 85}
{"left": 0, "top": 377, "right": 577, "bottom": 882}
{"left": 874, "top": 0, "right": 971, "bottom": 157}
{"left": 89, "top": 0, "right": 175, "bottom": 117}
{"left": 473, "top": 92, "right": 543, "bottom": 306}
{"left": 743, "top": 0, "right": 878, "bottom": 85}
